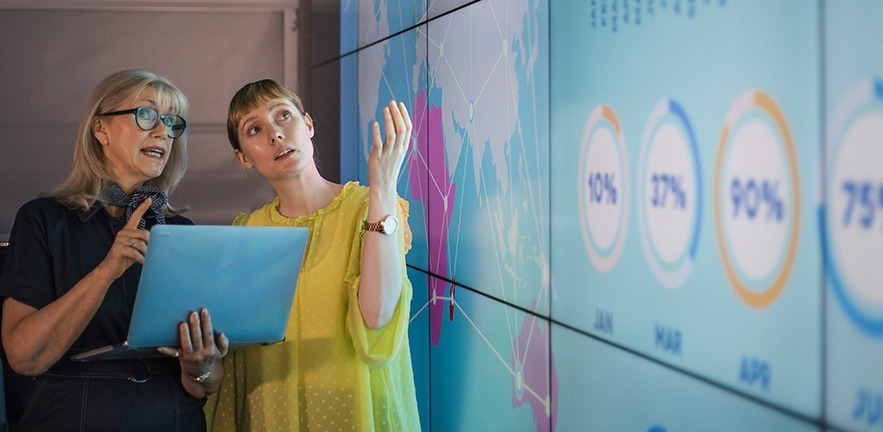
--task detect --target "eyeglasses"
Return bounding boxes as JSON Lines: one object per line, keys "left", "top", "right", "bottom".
{"left": 98, "top": 106, "right": 187, "bottom": 139}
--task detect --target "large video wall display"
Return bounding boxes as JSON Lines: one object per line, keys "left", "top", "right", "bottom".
{"left": 341, "top": 0, "right": 883, "bottom": 430}
{"left": 824, "top": 2, "right": 883, "bottom": 431}
{"left": 550, "top": 0, "right": 822, "bottom": 418}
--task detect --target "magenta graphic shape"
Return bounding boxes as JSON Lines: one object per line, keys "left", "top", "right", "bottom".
{"left": 409, "top": 90, "right": 456, "bottom": 346}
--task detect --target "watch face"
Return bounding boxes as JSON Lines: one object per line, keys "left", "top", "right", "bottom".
{"left": 383, "top": 216, "right": 399, "bottom": 235}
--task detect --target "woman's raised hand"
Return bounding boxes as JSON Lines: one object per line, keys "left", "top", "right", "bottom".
{"left": 368, "top": 100, "right": 412, "bottom": 193}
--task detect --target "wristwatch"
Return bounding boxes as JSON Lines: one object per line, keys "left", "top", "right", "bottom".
{"left": 364, "top": 214, "right": 399, "bottom": 235}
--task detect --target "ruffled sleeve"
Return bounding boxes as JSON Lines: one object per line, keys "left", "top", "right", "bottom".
{"left": 231, "top": 212, "right": 250, "bottom": 227}
{"left": 344, "top": 196, "right": 413, "bottom": 368}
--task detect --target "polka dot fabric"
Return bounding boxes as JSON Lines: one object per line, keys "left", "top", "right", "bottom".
{"left": 205, "top": 182, "right": 421, "bottom": 431}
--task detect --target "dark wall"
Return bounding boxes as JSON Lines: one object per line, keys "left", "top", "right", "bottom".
{"left": 305, "top": 0, "right": 342, "bottom": 183}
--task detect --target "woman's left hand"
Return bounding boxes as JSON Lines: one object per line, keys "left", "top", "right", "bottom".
{"left": 368, "top": 100, "right": 412, "bottom": 193}
{"left": 158, "top": 308, "right": 229, "bottom": 383}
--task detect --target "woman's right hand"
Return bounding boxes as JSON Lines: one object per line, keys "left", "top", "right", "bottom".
{"left": 367, "top": 100, "right": 412, "bottom": 195}
{"left": 98, "top": 198, "right": 152, "bottom": 280}
{"left": 157, "top": 308, "right": 230, "bottom": 398}
{"left": 2, "top": 199, "right": 155, "bottom": 376}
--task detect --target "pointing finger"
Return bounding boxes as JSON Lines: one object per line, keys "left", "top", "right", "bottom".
{"left": 125, "top": 197, "right": 153, "bottom": 230}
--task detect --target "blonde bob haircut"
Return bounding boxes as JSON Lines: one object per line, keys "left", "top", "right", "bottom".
{"left": 227, "top": 79, "right": 306, "bottom": 151}
{"left": 47, "top": 69, "right": 189, "bottom": 215}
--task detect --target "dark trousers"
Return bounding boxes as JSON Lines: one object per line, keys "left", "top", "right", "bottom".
{"left": 7, "top": 358, "right": 206, "bottom": 432}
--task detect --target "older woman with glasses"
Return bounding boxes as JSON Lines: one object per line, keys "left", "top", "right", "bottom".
{"left": 0, "top": 69, "right": 228, "bottom": 431}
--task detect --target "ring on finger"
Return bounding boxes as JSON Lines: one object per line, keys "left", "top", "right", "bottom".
{"left": 129, "top": 238, "right": 137, "bottom": 246}
{"left": 174, "top": 351, "right": 180, "bottom": 358}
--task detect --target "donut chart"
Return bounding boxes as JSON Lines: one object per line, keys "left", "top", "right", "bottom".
{"left": 714, "top": 90, "right": 801, "bottom": 309}
{"left": 579, "top": 104, "right": 631, "bottom": 273}
{"left": 826, "top": 78, "right": 883, "bottom": 335}
{"left": 637, "top": 98, "right": 702, "bottom": 288}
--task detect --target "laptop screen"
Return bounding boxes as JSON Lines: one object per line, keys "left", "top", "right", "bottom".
{"left": 126, "top": 224, "right": 309, "bottom": 348}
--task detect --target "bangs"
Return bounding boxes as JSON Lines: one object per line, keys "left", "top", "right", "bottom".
{"left": 97, "top": 73, "right": 188, "bottom": 117}
{"left": 232, "top": 82, "right": 302, "bottom": 123}
{"left": 151, "top": 82, "right": 189, "bottom": 117}
{"left": 230, "top": 92, "right": 273, "bottom": 126}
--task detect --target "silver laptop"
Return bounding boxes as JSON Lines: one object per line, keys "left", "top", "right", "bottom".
{"left": 71, "top": 224, "right": 309, "bottom": 362}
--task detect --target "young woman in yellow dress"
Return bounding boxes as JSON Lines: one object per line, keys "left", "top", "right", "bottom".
{"left": 206, "top": 79, "right": 420, "bottom": 431}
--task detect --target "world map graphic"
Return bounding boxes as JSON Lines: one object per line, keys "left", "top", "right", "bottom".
{"left": 356, "top": 0, "right": 556, "bottom": 429}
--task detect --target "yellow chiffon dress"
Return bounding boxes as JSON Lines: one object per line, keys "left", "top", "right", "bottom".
{"left": 205, "top": 182, "right": 421, "bottom": 431}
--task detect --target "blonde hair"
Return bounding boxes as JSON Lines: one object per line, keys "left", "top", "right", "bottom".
{"left": 46, "top": 70, "right": 189, "bottom": 214}
{"left": 227, "top": 79, "right": 305, "bottom": 150}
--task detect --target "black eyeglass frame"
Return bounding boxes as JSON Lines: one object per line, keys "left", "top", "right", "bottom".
{"left": 98, "top": 106, "right": 187, "bottom": 139}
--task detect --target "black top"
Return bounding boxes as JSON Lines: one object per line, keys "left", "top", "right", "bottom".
{"left": 0, "top": 197, "right": 192, "bottom": 351}
{"left": 0, "top": 197, "right": 206, "bottom": 432}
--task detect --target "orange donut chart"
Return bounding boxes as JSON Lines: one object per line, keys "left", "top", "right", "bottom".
{"left": 713, "top": 90, "right": 801, "bottom": 309}
{"left": 578, "top": 103, "right": 631, "bottom": 273}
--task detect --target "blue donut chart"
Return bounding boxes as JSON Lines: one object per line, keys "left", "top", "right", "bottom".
{"left": 637, "top": 98, "right": 702, "bottom": 288}
{"left": 825, "top": 78, "right": 883, "bottom": 336}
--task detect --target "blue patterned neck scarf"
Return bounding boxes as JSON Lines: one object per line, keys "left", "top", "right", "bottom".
{"left": 103, "top": 182, "right": 168, "bottom": 228}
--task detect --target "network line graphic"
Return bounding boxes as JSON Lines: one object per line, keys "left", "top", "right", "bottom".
{"left": 358, "top": 0, "right": 555, "bottom": 430}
